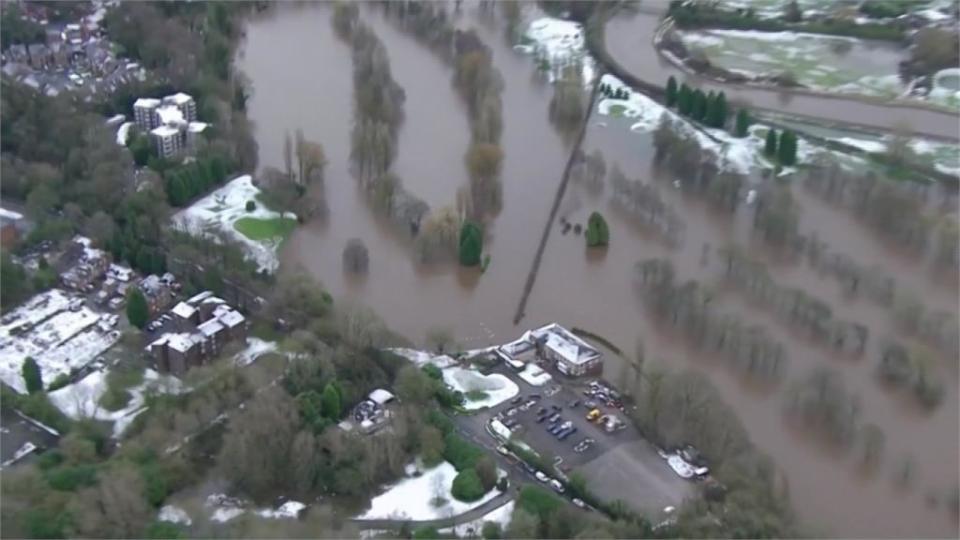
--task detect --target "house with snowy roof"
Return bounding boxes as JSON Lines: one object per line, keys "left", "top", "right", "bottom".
{"left": 146, "top": 291, "right": 248, "bottom": 375}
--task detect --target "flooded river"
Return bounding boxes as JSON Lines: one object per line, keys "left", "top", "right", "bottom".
{"left": 604, "top": 5, "right": 960, "bottom": 141}
{"left": 238, "top": 3, "right": 957, "bottom": 537}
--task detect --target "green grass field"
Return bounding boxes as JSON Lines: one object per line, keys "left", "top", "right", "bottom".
{"left": 233, "top": 217, "right": 298, "bottom": 241}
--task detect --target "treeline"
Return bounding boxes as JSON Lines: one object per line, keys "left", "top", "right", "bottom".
{"left": 664, "top": 76, "right": 729, "bottom": 129}
{"left": 376, "top": 2, "right": 507, "bottom": 266}
{"left": 718, "top": 245, "right": 870, "bottom": 355}
{"left": 163, "top": 154, "right": 232, "bottom": 207}
{"left": 784, "top": 366, "right": 864, "bottom": 447}
{"left": 608, "top": 164, "right": 685, "bottom": 247}
{"left": 634, "top": 258, "right": 787, "bottom": 382}
{"left": 667, "top": 0, "right": 906, "bottom": 42}
{"left": 627, "top": 367, "right": 795, "bottom": 537}
{"left": 336, "top": 6, "right": 432, "bottom": 238}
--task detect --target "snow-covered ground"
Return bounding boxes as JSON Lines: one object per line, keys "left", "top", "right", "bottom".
{"left": 234, "top": 338, "right": 279, "bottom": 367}
{"left": 441, "top": 500, "right": 515, "bottom": 537}
{"left": 0, "top": 289, "right": 120, "bottom": 394}
{"left": 928, "top": 67, "right": 960, "bottom": 110}
{"left": 517, "top": 363, "right": 553, "bottom": 387}
{"left": 518, "top": 17, "right": 596, "bottom": 85}
{"left": 358, "top": 461, "right": 503, "bottom": 521}
{"left": 388, "top": 348, "right": 459, "bottom": 369}
{"left": 443, "top": 367, "right": 519, "bottom": 410}
{"left": 48, "top": 367, "right": 183, "bottom": 438}
{"left": 159, "top": 505, "right": 193, "bottom": 526}
{"left": 116, "top": 121, "right": 133, "bottom": 146}
{"left": 172, "top": 175, "right": 296, "bottom": 273}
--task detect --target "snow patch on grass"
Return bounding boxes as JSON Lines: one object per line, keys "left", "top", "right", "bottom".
{"left": 172, "top": 175, "right": 296, "bottom": 273}
{"left": 443, "top": 367, "right": 519, "bottom": 410}
{"left": 388, "top": 348, "right": 459, "bottom": 369}
{"left": 234, "top": 338, "right": 279, "bottom": 367}
{"left": 48, "top": 367, "right": 182, "bottom": 438}
{"left": 159, "top": 505, "right": 193, "bottom": 526}
{"left": 358, "top": 461, "right": 501, "bottom": 521}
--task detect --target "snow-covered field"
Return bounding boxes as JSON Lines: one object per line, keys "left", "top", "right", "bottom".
{"left": 358, "top": 461, "right": 503, "bottom": 521}
{"left": 678, "top": 28, "right": 908, "bottom": 100}
{"left": 928, "top": 67, "right": 960, "bottom": 110}
{"left": 443, "top": 367, "right": 519, "bottom": 410}
{"left": 159, "top": 505, "right": 193, "bottom": 526}
{"left": 518, "top": 17, "right": 596, "bottom": 85}
{"left": 172, "top": 175, "right": 296, "bottom": 273}
{"left": 48, "top": 367, "right": 183, "bottom": 438}
{"left": 442, "top": 500, "right": 515, "bottom": 537}
{"left": 0, "top": 289, "right": 120, "bottom": 394}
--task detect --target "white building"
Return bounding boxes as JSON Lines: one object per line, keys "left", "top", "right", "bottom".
{"left": 134, "top": 93, "right": 207, "bottom": 158}
{"left": 151, "top": 125, "right": 183, "bottom": 158}
{"left": 133, "top": 97, "right": 161, "bottom": 131}
{"left": 529, "top": 324, "right": 603, "bottom": 377}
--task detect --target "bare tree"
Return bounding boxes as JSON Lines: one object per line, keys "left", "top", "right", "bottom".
{"left": 69, "top": 465, "right": 151, "bottom": 538}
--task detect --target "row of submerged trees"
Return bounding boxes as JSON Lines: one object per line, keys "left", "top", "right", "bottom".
{"left": 634, "top": 258, "right": 787, "bottom": 382}
{"left": 374, "top": 2, "right": 506, "bottom": 266}
{"left": 336, "top": 5, "right": 430, "bottom": 238}
{"left": 803, "top": 155, "right": 958, "bottom": 267}
{"left": 718, "top": 245, "right": 870, "bottom": 356}
{"left": 608, "top": 164, "right": 686, "bottom": 247}
{"left": 652, "top": 115, "right": 749, "bottom": 214}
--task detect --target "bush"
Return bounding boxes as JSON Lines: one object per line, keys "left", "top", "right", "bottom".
{"left": 47, "top": 373, "right": 71, "bottom": 392}
{"left": 144, "top": 521, "right": 183, "bottom": 539}
{"left": 421, "top": 364, "right": 443, "bottom": 380}
{"left": 22, "top": 357, "right": 43, "bottom": 393}
{"left": 451, "top": 469, "right": 486, "bottom": 501}
{"left": 482, "top": 521, "right": 502, "bottom": 539}
{"left": 443, "top": 432, "right": 484, "bottom": 471}
{"left": 474, "top": 456, "right": 498, "bottom": 491}
{"left": 412, "top": 526, "right": 440, "bottom": 539}
{"left": 45, "top": 464, "right": 98, "bottom": 491}
{"left": 246, "top": 200, "right": 256, "bottom": 212}
{"left": 426, "top": 408, "right": 454, "bottom": 434}
{"left": 517, "top": 485, "right": 564, "bottom": 519}
{"left": 585, "top": 211, "right": 610, "bottom": 247}
{"left": 465, "top": 390, "right": 489, "bottom": 401}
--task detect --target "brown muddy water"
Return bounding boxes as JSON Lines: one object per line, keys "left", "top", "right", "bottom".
{"left": 604, "top": 5, "right": 960, "bottom": 141}
{"left": 238, "top": 3, "right": 958, "bottom": 537}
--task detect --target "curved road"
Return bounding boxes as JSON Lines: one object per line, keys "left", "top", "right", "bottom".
{"left": 350, "top": 491, "right": 514, "bottom": 531}
{"left": 603, "top": 5, "right": 960, "bottom": 141}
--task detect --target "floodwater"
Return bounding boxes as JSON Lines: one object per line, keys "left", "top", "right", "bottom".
{"left": 604, "top": 5, "right": 960, "bottom": 141}
{"left": 238, "top": 3, "right": 958, "bottom": 537}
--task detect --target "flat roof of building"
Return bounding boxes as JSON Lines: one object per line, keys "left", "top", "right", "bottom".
{"left": 134, "top": 97, "right": 160, "bottom": 108}
{"left": 150, "top": 125, "right": 180, "bottom": 138}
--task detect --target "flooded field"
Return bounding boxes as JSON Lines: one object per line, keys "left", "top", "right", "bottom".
{"left": 678, "top": 29, "right": 908, "bottom": 98}
{"left": 604, "top": 5, "right": 960, "bottom": 140}
{"left": 237, "top": 3, "right": 958, "bottom": 537}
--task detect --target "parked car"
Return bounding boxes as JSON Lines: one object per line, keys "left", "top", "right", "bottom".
{"left": 568, "top": 399, "right": 581, "bottom": 408}
{"left": 511, "top": 396, "right": 524, "bottom": 405}
{"left": 548, "top": 423, "right": 565, "bottom": 435}
{"left": 535, "top": 471, "right": 549, "bottom": 483}
{"left": 572, "top": 498, "right": 587, "bottom": 509}
{"left": 550, "top": 479, "right": 564, "bottom": 493}
{"left": 547, "top": 413, "right": 561, "bottom": 424}
{"left": 523, "top": 463, "right": 536, "bottom": 474}
{"left": 536, "top": 407, "right": 547, "bottom": 416}
{"left": 536, "top": 414, "right": 550, "bottom": 424}
{"left": 558, "top": 427, "right": 578, "bottom": 440}
{"left": 108, "top": 296, "right": 124, "bottom": 310}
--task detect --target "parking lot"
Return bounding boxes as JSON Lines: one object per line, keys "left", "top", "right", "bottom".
{"left": 454, "top": 361, "right": 693, "bottom": 514}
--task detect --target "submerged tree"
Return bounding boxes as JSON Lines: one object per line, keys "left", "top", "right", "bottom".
{"left": 585, "top": 211, "right": 610, "bottom": 247}
{"left": 458, "top": 220, "right": 483, "bottom": 266}
{"left": 342, "top": 238, "right": 370, "bottom": 274}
